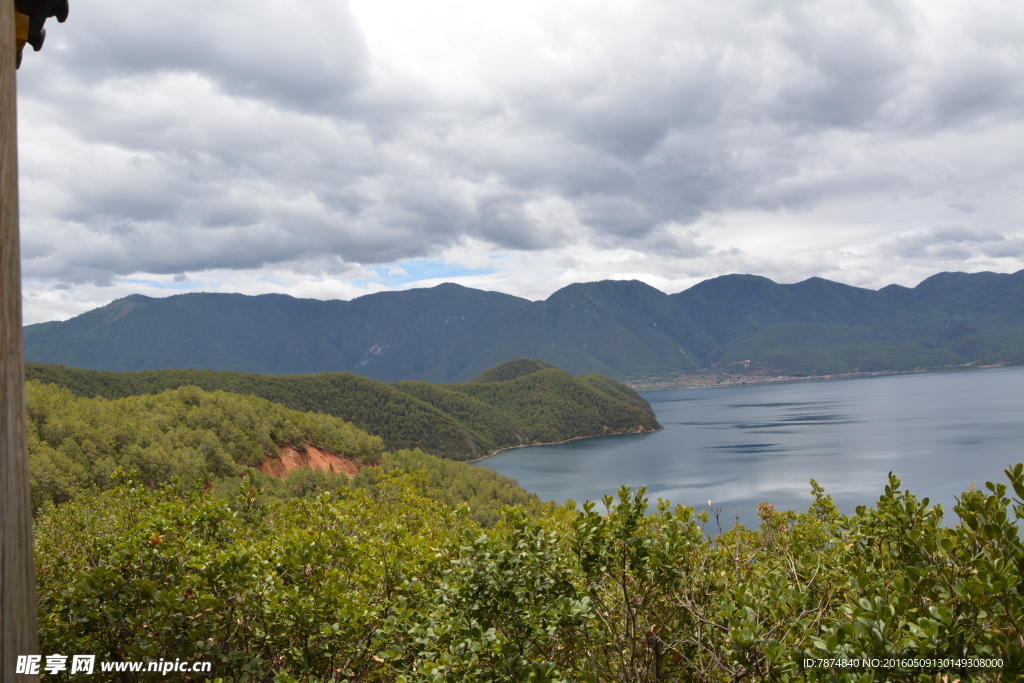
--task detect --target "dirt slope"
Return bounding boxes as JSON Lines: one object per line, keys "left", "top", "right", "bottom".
{"left": 255, "top": 445, "right": 363, "bottom": 479}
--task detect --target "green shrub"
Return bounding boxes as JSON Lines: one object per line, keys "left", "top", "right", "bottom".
{"left": 35, "top": 467, "right": 1023, "bottom": 681}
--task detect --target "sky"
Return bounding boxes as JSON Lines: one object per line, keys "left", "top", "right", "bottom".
{"left": 15, "top": 0, "right": 1024, "bottom": 325}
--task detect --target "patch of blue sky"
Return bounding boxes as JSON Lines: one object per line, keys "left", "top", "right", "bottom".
{"left": 364, "top": 259, "right": 496, "bottom": 288}
{"left": 123, "top": 277, "right": 195, "bottom": 291}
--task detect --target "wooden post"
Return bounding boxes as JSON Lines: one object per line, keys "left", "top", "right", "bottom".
{"left": 0, "top": 0, "right": 39, "bottom": 679}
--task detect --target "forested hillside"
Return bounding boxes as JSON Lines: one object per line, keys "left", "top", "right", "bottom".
{"left": 25, "top": 378, "right": 543, "bottom": 525}
{"left": 23, "top": 269, "right": 1024, "bottom": 379}
{"left": 24, "top": 381, "right": 384, "bottom": 510}
{"left": 35, "top": 465, "right": 1024, "bottom": 681}
{"left": 26, "top": 359, "right": 661, "bottom": 459}
{"left": 671, "top": 270, "right": 1024, "bottom": 375}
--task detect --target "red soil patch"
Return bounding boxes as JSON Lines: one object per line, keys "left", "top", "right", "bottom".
{"left": 255, "top": 444, "right": 363, "bottom": 479}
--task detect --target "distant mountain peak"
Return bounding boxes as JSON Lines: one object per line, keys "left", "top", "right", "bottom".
{"left": 23, "top": 269, "right": 1024, "bottom": 380}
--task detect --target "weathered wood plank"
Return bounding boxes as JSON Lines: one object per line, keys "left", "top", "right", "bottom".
{"left": 0, "top": 0, "right": 39, "bottom": 679}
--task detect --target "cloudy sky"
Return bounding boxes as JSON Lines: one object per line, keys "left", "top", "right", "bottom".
{"left": 15, "top": 0, "right": 1023, "bottom": 324}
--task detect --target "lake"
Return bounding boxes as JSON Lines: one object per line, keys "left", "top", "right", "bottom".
{"left": 477, "top": 366, "right": 1024, "bottom": 526}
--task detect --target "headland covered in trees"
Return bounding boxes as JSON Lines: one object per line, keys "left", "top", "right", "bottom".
{"left": 26, "top": 358, "right": 660, "bottom": 461}
{"left": 24, "top": 356, "right": 1024, "bottom": 680}
{"left": 27, "top": 356, "right": 652, "bottom": 528}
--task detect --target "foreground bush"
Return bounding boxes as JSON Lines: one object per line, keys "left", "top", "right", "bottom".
{"left": 35, "top": 466, "right": 1024, "bottom": 682}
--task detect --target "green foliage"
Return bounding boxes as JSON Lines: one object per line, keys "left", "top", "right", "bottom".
{"left": 26, "top": 359, "right": 661, "bottom": 459}
{"left": 25, "top": 381, "right": 383, "bottom": 511}
{"left": 387, "top": 381, "right": 518, "bottom": 455}
{"left": 353, "top": 449, "right": 544, "bottom": 527}
{"left": 36, "top": 467, "right": 1023, "bottom": 681}
{"left": 470, "top": 357, "right": 555, "bottom": 382}
{"left": 715, "top": 323, "right": 970, "bottom": 375}
{"left": 976, "top": 347, "right": 1024, "bottom": 366}
{"left": 205, "top": 448, "right": 545, "bottom": 529}
{"left": 25, "top": 364, "right": 481, "bottom": 457}
{"left": 35, "top": 472, "right": 474, "bottom": 682}
{"left": 455, "top": 367, "right": 658, "bottom": 445}
{"left": 375, "top": 510, "right": 589, "bottom": 682}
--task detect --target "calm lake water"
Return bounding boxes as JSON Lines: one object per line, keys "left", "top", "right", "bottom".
{"left": 478, "top": 367, "right": 1024, "bottom": 526}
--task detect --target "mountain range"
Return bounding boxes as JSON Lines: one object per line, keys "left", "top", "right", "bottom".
{"left": 23, "top": 269, "right": 1024, "bottom": 380}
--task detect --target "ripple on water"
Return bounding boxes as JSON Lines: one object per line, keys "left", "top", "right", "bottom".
{"left": 707, "top": 443, "right": 787, "bottom": 454}
{"left": 478, "top": 367, "right": 1024, "bottom": 527}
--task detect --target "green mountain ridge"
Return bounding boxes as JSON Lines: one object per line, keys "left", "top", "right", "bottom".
{"left": 25, "top": 359, "right": 662, "bottom": 460}
{"left": 23, "top": 269, "right": 1024, "bottom": 379}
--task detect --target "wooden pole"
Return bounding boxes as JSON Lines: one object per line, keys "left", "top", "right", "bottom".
{"left": 0, "top": 0, "right": 39, "bottom": 678}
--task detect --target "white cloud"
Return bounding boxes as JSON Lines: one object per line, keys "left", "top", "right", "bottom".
{"left": 16, "top": 0, "right": 1024, "bottom": 324}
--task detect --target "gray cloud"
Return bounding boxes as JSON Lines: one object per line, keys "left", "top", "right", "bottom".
{"left": 766, "top": 3, "right": 913, "bottom": 130}
{"left": 883, "top": 225, "right": 1017, "bottom": 260}
{"left": 14, "top": 0, "right": 1024, "bottom": 315}
{"left": 30, "top": 1, "right": 371, "bottom": 113}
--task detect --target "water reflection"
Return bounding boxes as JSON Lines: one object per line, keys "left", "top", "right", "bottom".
{"left": 477, "top": 367, "right": 1024, "bottom": 527}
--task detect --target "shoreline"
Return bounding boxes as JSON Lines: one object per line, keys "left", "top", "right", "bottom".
{"left": 471, "top": 364, "right": 1020, "bottom": 463}
{"left": 469, "top": 425, "right": 664, "bottom": 464}
{"left": 624, "top": 362, "right": 1017, "bottom": 391}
